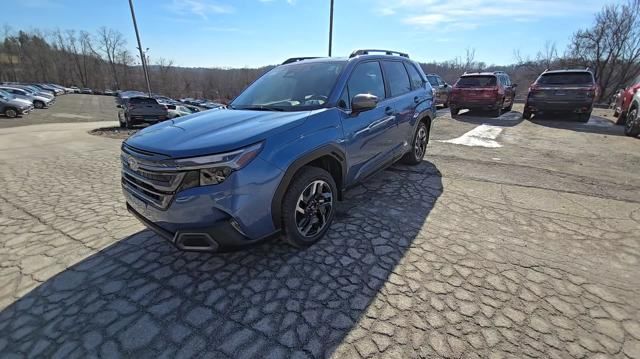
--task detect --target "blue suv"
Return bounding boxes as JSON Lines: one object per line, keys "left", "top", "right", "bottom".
{"left": 121, "top": 49, "right": 435, "bottom": 251}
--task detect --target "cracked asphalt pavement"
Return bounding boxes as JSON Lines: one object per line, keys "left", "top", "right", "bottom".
{"left": 0, "top": 95, "right": 639, "bottom": 358}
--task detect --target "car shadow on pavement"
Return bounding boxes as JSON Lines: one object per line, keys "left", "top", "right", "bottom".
{"left": 450, "top": 109, "right": 524, "bottom": 127}
{"left": 0, "top": 161, "right": 443, "bottom": 358}
{"left": 528, "top": 114, "right": 626, "bottom": 136}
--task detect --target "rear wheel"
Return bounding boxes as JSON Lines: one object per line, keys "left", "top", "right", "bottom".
{"left": 4, "top": 107, "right": 18, "bottom": 118}
{"left": 281, "top": 167, "right": 337, "bottom": 248}
{"left": 577, "top": 112, "right": 591, "bottom": 123}
{"left": 504, "top": 103, "right": 513, "bottom": 112}
{"left": 493, "top": 100, "right": 504, "bottom": 117}
{"left": 402, "top": 121, "right": 429, "bottom": 165}
{"left": 34, "top": 101, "right": 44, "bottom": 109}
{"left": 625, "top": 107, "right": 640, "bottom": 137}
{"left": 450, "top": 107, "right": 459, "bottom": 117}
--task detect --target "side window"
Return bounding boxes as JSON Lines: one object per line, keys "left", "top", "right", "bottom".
{"left": 505, "top": 76, "right": 511, "bottom": 86}
{"left": 347, "top": 61, "right": 385, "bottom": 102}
{"left": 437, "top": 77, "right": 445, "bottom": 86}
{"left": 382, "top": 61, "right": 411, "bottom": 97}
{"left": 405, "top": 63, "right": 425, "bottom": 90}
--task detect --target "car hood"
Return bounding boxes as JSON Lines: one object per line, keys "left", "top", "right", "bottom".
{"left": 125, "top": 109, "right": 311, "bottom": 158}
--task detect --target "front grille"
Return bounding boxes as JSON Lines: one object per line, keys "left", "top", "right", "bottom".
{"left": 121, "top": 151, "right": 185, "bottom": 210}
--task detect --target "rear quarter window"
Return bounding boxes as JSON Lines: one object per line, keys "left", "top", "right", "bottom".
{"left": 538, "top": 73, "right": 594, "bottom": 85}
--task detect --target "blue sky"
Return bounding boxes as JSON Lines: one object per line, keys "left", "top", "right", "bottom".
{"left": 2, "top": 0, "right": 621, "bottom": 68}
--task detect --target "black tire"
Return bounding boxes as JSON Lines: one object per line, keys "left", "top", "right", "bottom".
{"left": 625, "top": 107, "right": 640, "bottom": 137}
{"left": 504, "top": 103, "right": 513, "bottom": 112}
{"left": 34, "top": 101, "right": 44, "bottom": 109}
{"left": 125, "top": 115, "right": 133, "bottom": 129}
{"left": 281, "top": 166, "right": 337, "bottom": 248}
{"left": 450, "top": 107, "right": 459, "bottom": 117}
{"left": 578, "top": 112, "right": 591, "bottom": 123}
{"left": 522, "top": 110, "right": 532, "bottom": 120}
{"left": 442, "top": 98, "right": 449, "bottom": 108}
{"left": 615, "top": 111, "right": 627, "bottom": 126}
{"left": 4, "top": 107, "right": 18, "bottom": 118}
{"left": 402, "top": 121, "right": 429, "bottom": 165}
{"left": 493, "top": 100, "right": 504, "bottom": 117}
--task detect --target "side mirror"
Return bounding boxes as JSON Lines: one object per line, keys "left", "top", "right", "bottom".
{"left": 351, "top": 94, "right": 378, "bottom": 113}
{"left": 443, "top": 83, "right": 449, "bottom": 88}
{"left": 116, "top": 104, "right": 122, "bottom": 108}
{"left": 512, "top": 83, "right": 518, "bottom": 87}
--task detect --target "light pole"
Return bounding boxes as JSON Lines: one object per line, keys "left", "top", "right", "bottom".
{"left": 328, "top": 0, "right": 334, "bottom": 57}
{"left": 128, "top": 0, "right": 152, "bottom": 97}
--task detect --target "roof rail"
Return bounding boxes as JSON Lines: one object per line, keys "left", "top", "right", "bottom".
{"left": 349, "top": 49, "right": 409, "bottom": 58}
{"left": 493, "top": 71, "right": 506, "bottom": 74}
{"left": 281, "top": 57, "right": 320, "bottom": 65}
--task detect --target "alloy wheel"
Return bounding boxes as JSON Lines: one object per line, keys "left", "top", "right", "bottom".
{"left": 295, "top": 180, "right": 333, "bottom": 238}
{"left": 627, "top": 108, "right": 638, "bottom": 133}
{"left": 414, "top": 126, "right": 428, "bottom": 159}
{"left": 5, "top": 109, "right": 17, "bottom": 118}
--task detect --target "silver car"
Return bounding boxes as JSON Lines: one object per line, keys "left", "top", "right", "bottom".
{"left": 625, "top": 90, "right": 640, "bottom": 138}
{"left": 0, "top": 86, "right": 54, "bottom": 109}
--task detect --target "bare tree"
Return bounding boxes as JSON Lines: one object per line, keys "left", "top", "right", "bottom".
{"left": 568, "top": 0, "right": 640, "bottom": 101}
{"left": 97, "top": 27, "right": 126, "bottom": 90}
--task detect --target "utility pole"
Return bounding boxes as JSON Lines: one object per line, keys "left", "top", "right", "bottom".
{"left": 328, "top": 0, "right": 334, "bottom": 57}
{"left": 128, "top": 0, "right": 152, "bottom": 97}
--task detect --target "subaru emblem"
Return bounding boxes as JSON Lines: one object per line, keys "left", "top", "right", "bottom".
{"left": 127, "top": 156, "right": 139, "bottom": 171}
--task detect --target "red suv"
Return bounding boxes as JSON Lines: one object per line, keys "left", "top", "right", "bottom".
{"left": 449, "top": 71, "right": 517, "bottom": 117}
{"left": 614, "top": 75, "right": 640, "bottom": 125}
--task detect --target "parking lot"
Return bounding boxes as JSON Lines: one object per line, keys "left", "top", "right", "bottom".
{"left": 0, "top": 94, "right": 639, "bottom": 358}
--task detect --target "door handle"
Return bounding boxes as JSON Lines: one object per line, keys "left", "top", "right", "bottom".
{"left": 384, "top": 106, "right": 394, "bottom": 115}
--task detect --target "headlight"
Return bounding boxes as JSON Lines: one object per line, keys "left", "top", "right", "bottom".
{"left": 177, "top": 142, "right": 263, "bottom": 188}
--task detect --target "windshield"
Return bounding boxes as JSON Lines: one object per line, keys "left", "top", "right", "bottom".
{"left": 231, "top": 61, "right": 345, "bottom": 111}
{"left": 456, "top": 76, "right": 497, "bottom": 88}
{"left": 538, "top": 72, "right": 593, "bottom": 85}
{"left": 0, "top": 90, "right": 11, "bottom": 101}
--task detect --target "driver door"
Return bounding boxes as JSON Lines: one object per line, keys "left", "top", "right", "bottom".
{"left": 340, "top": 61, "right": 397, "bottom": 185}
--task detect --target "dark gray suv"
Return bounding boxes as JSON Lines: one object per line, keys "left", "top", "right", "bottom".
{"left": 426, "top": 73, "right": 451, "bottom": 107}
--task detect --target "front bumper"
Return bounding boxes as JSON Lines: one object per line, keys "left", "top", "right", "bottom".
{"left": 127, "top": 203, "right": 251, "bottom": 252}
{"left": 19, "top": 106, "right": 34, "bottom": 115}
{"left": 122, "top": 155, "right": 284, "bottom": 252}
{"left": 526, "top": 100, "right": 593, "bottom": 113}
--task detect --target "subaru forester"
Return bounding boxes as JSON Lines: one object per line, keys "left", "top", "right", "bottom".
{"left": 121, "top": 49, "right": 435, "bottom": 252}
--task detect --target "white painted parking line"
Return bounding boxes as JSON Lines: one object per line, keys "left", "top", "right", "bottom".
{"left": 438, "top": 124, "right": 504, "bottom": 148}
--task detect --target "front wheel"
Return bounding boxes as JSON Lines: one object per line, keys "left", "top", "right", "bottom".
{"left": 124, "top": 115, "right": 133, "bottom": 129}
{"left": 4, "top": 107, "right": 18, "bottom": 118}
{"left": 281, "top": 166, "right": 337, "bottom": 248}
{"left": 34, "top": 101, "right": 44, "bottom": 109}
{"left": 625, "top": 108, "right": 640, "bottom": 137}
{"left": 402, "top": 121, "right": 429, "bottom": 165}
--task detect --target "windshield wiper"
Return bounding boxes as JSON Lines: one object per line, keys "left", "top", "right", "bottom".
{"left": 234, "top": 105, "right": 286, "bottom": 112}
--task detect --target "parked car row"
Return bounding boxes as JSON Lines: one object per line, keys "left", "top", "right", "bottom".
{"left": 0, "top": 90, "right": 34, "bottom": 118}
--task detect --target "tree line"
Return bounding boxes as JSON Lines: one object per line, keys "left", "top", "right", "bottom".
{"left": 1, "top": 0, "right": 638, "bottom": 103}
